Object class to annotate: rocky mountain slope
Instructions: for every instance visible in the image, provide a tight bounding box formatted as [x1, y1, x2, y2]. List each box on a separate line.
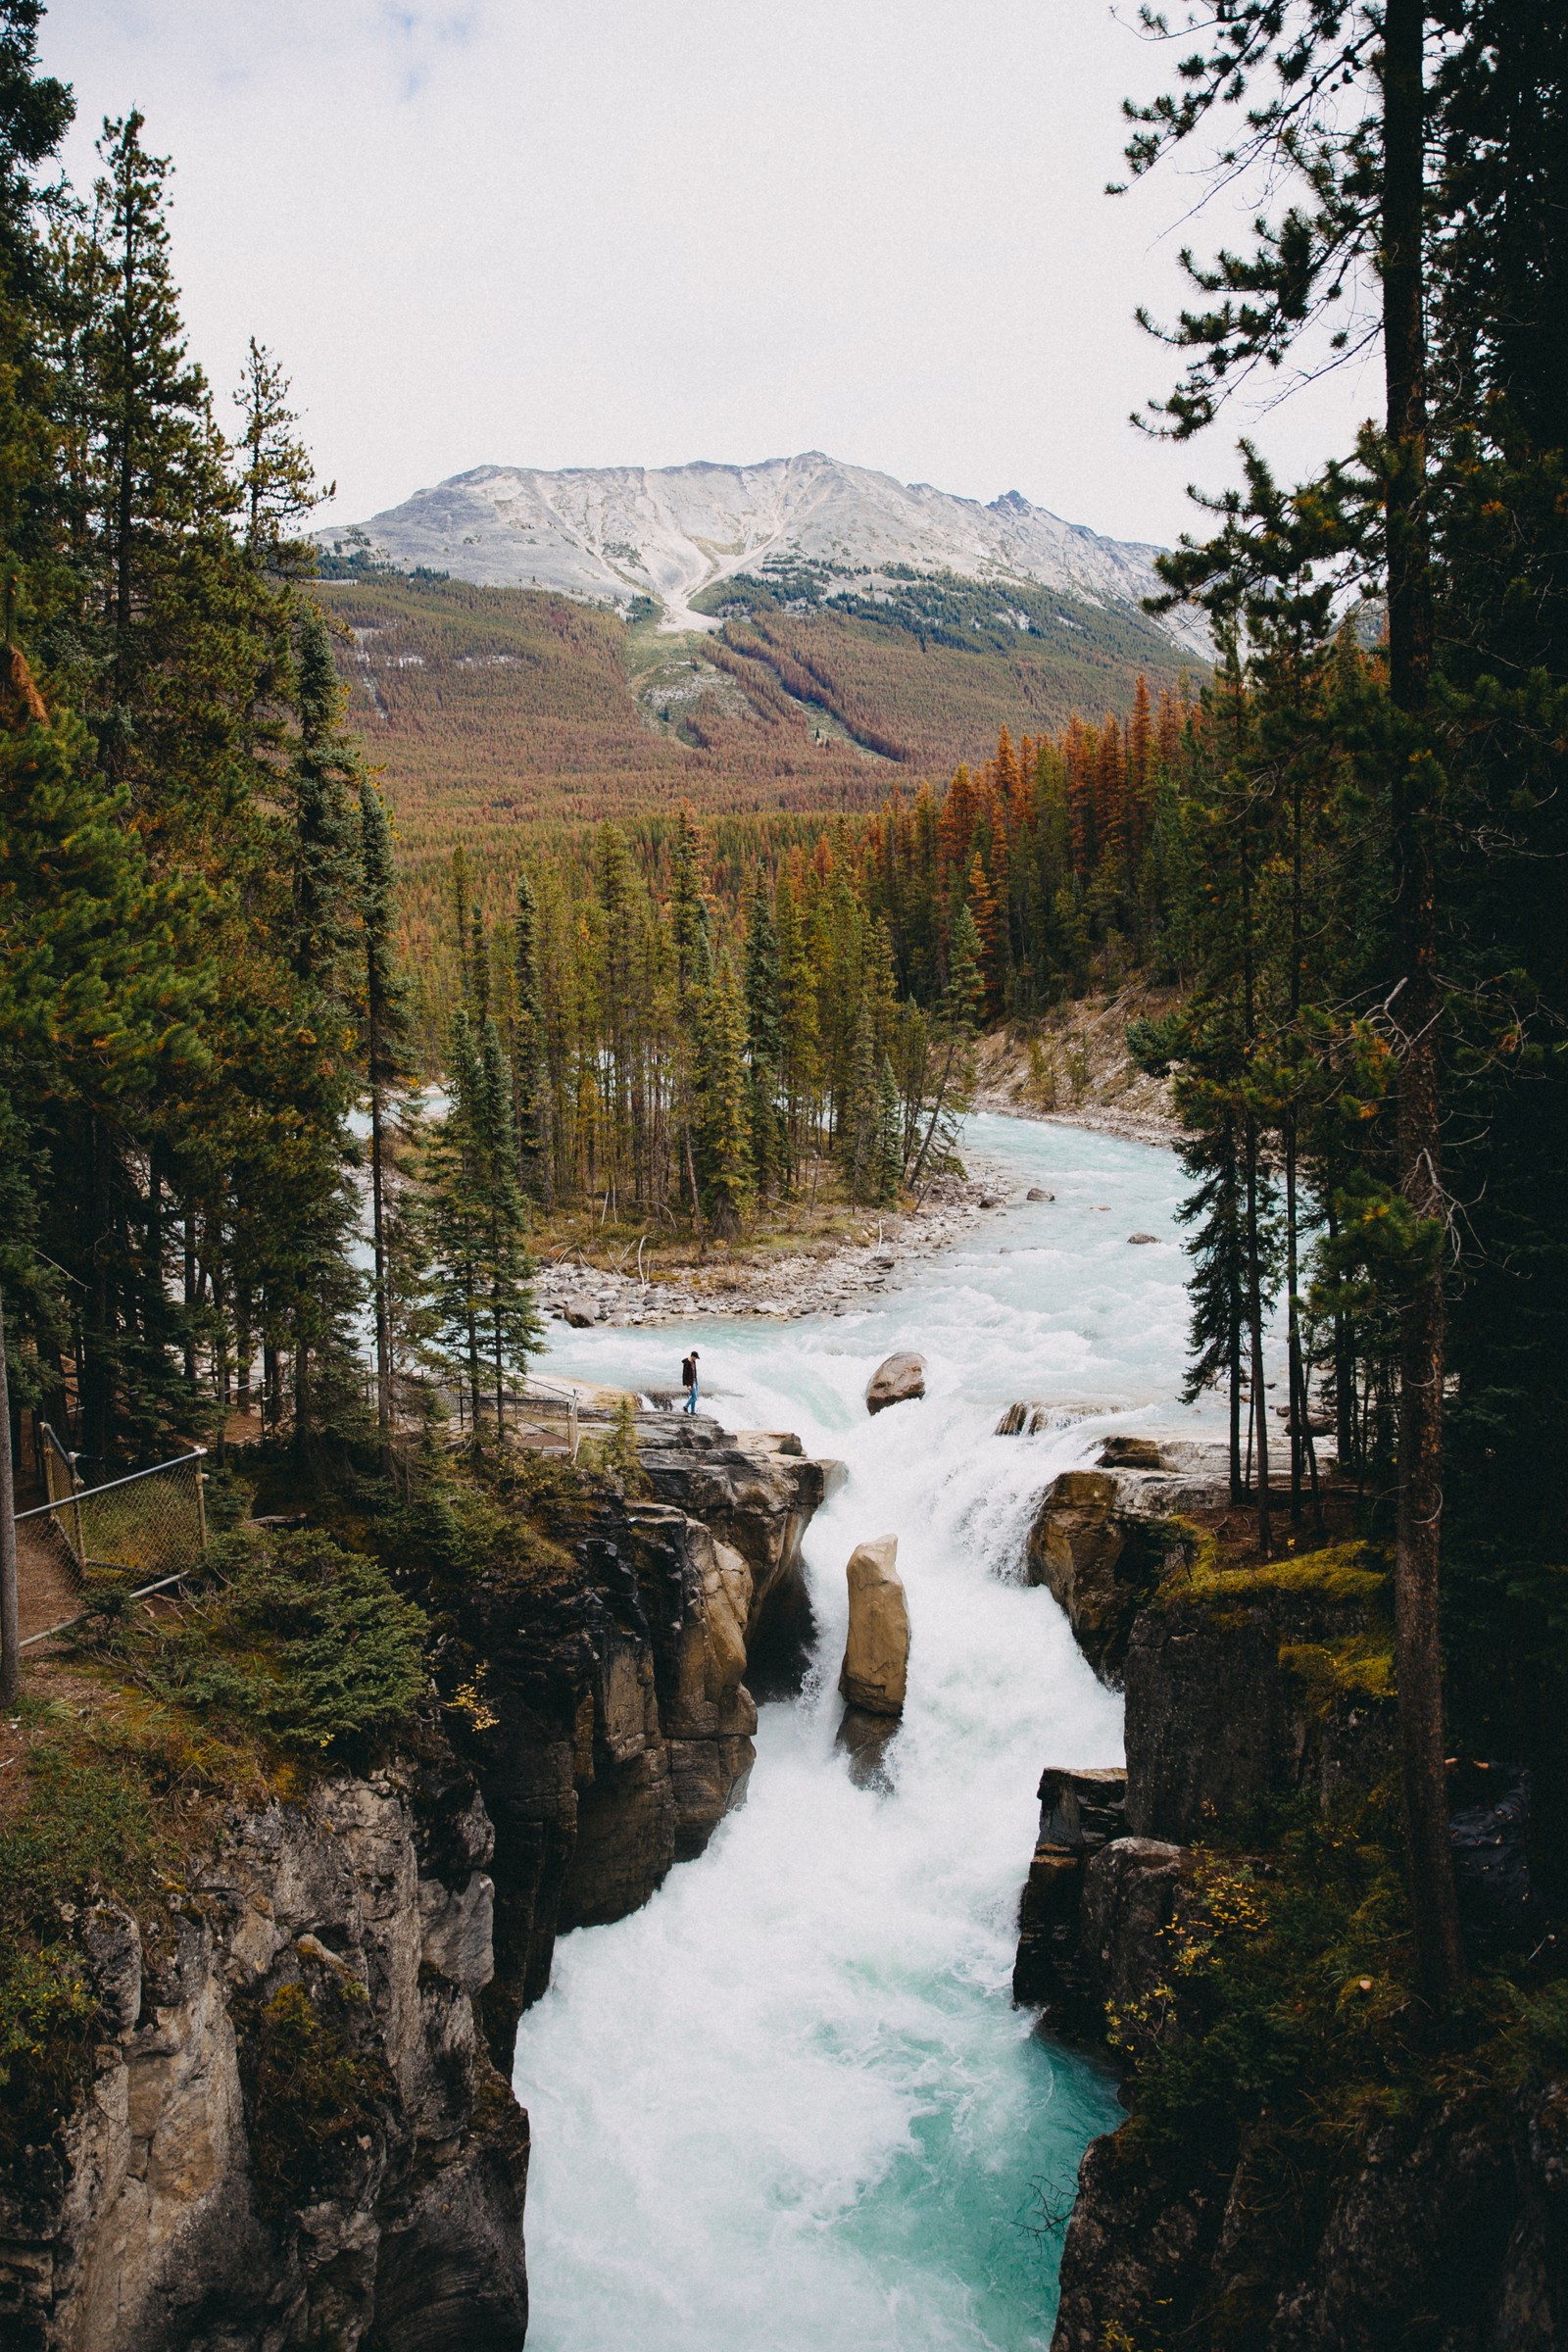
[320, 451, 1208, 654]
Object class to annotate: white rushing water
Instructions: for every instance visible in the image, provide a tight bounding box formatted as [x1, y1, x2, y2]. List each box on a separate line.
[514, 1116, 1213, 2351]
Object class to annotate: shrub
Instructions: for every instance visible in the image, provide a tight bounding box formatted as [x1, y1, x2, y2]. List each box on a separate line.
[103, 1527, 430, 1755]
[236, 1977, 394, 2223]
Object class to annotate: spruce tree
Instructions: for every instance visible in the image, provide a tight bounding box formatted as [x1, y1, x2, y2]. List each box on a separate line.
[423, 1008, 539, 1438]
[513, 869, 548, 1200]
[743, 867, 784, 1200]
[360, 776, 414, 1448]
[234, 338, 327, 567]
[693, 955, 752, 1238]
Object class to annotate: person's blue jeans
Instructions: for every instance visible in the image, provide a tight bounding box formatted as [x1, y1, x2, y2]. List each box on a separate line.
[685, 1382, 699, 1414]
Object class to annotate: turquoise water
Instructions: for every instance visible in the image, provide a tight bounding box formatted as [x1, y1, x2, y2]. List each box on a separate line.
[514, 1118, 1209, 2351]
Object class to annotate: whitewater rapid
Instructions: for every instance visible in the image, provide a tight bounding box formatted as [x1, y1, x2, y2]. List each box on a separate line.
[514, 1115, 1209, 2350]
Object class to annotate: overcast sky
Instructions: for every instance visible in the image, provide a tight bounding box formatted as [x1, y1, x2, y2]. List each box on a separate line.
[43, 1, 1380, 550]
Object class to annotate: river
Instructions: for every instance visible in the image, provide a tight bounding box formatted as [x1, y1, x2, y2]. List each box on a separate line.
[514, 1114, 1211, 2350]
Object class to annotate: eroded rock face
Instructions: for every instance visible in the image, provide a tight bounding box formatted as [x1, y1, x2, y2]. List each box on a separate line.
[421, 1420, 838, 2063]
[1124, 1579, 1395, 1844]
[1054, 2075, 1568, 2351]
[637, 1414, 845, 1692]
[839, 1536, 909, 1717]
[0, 1771, 528, 2352]
[1025, 1472, 1191, 1686]
[1012, 1767, 1128, 2017]
[864, 1352, 926, 1415]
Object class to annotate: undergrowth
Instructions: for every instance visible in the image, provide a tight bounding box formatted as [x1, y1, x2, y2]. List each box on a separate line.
[235, 1977, 395, 2223]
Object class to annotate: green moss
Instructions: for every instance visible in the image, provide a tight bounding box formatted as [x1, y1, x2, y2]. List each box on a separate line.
[1166, 1538, 1391, 1612]
[1280, 1635, 1396, 1710]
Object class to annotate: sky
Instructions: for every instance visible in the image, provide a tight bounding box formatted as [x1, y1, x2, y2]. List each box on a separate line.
[42, 0, 1381, 552]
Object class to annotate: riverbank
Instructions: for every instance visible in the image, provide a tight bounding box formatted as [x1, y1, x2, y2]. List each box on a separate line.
[534, 1152, 1023, 1326]
[969, 983, 1180, 1149]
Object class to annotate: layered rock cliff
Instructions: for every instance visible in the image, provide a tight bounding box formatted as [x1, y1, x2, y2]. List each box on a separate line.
[0, 1766, 528, 2352]
[1013, 1512, 1568, 2348]
[418, 1416, 841, 2070]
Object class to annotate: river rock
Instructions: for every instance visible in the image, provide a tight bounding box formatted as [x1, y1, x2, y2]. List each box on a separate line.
[839, 1535, 909, 1716]
[865, 1351, 926, 1415]
[559, 1292, 599, 1327]
[1098, 1435, 1166, 1469]
[1128, 1232, 1158, 1245]
[835, 1703, 900, 1792]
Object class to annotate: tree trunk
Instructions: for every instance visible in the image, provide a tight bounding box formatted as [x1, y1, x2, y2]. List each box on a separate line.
[0, 1288, 19, 1704]
[83, 1116, 114, 1464]
[1285, 1115, 1304, 1529]
[369, 1062, 392, 1453]
[236, 1290, 252, 1418]
[1383, 0, 1464, 2014]
[1243, 1108, 1272, 1555]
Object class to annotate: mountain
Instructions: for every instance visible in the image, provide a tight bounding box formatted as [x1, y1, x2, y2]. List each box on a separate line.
[319, 450, 1208, 655]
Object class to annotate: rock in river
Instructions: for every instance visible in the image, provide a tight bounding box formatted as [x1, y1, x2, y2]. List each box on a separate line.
[839, 1535, 909, 1716]
[865, 1350, 926, 1415]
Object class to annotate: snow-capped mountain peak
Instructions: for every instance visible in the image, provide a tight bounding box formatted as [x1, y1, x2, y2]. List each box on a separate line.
[322, 452, 1202, 651]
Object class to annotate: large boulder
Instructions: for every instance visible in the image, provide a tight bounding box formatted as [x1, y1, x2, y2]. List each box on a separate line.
[839, 1535, 909, 1716]
[865, 1352, 926, 1415]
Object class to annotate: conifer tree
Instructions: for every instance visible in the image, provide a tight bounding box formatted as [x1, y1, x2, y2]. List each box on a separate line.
[743, 867, 784, 1200]
[360, 776, 413, 1448]
[234, 339, 326, 567]
[693, 954, 752, 1237]
[423, 1008, 540, 1437]
[512, 869, 547, 1200]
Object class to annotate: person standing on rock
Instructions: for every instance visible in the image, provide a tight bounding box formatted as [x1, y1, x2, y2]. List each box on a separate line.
[681, 1350, 701, 1414]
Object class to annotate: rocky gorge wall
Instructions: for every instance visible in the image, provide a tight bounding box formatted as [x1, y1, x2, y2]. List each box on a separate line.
[1, 1413, 839, 2352]
[0, 1766, 530, 2352]
[1011, 1460, 1568, 2349]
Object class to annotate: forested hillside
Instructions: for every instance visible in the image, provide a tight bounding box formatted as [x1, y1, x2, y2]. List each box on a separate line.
[319, 560, 1198, 985]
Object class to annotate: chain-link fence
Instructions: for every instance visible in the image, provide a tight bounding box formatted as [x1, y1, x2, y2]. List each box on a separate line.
[17, 1427, 209, 1642]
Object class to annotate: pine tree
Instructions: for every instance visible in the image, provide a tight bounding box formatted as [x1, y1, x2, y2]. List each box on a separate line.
[874, 1052, 904, 1206]
[512, 868, 548, 1200]
[693, 955, 752, 1237]
[234, 339, 327, 567]
[743, 867, 784, 1199]
[360, 776, 414, 1448]
[423, 1008, 540, 1438]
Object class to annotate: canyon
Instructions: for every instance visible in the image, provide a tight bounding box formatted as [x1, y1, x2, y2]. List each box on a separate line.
[0, 1422, 840, 2351]
[10, 1114, 1534, 2351]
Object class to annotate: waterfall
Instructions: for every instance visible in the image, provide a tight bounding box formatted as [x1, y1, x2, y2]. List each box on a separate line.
[515, 1116, 1206, 2349]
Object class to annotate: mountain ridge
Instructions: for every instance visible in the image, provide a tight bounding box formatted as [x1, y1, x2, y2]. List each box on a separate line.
[320, 450, 1207, 654]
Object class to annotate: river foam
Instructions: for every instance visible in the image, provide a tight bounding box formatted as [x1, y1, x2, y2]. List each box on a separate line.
[514, 1117, 1207, 2349]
